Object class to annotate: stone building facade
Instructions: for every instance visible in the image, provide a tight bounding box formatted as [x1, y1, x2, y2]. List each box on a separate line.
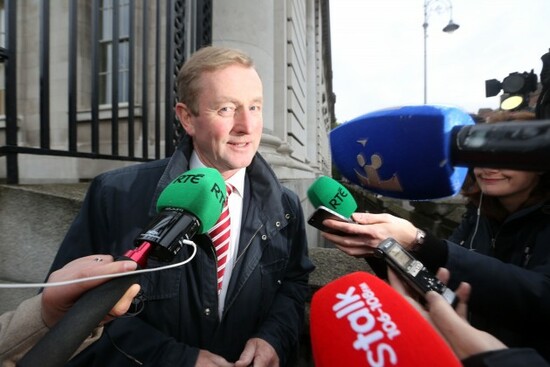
[0, 1, 334, 246]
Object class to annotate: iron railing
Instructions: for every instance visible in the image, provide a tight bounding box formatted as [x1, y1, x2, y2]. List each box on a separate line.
[0, 0, 212, 184]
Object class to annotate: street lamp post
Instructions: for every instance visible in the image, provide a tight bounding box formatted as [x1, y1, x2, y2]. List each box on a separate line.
[423, 0, 460, 104]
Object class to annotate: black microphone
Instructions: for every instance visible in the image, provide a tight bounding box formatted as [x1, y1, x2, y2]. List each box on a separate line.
[18, 167, 226, 367]
[330, 105, 550, 200]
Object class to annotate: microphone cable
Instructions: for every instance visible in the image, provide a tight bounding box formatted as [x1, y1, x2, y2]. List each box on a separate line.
[0, 240, 197, 289]
[468, 192, 483, 251]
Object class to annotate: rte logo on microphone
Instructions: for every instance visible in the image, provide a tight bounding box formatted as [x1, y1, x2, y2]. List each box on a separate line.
[328, 187, 349, 210]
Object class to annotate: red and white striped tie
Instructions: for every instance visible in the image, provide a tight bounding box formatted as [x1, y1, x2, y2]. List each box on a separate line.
[208, 184, 233, 294]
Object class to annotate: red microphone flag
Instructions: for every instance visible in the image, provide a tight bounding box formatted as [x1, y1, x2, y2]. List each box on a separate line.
[310, 271, 461, 367]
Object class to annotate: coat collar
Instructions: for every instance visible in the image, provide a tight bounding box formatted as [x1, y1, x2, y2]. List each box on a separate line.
[149, 135, 294, 227]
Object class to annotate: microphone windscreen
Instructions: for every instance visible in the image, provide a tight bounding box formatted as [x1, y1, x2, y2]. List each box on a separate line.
[307, 176, 357, 217]
[156, 167, 226, 233]
[310, 271, 461, 367]
[330, 105, 475, 200]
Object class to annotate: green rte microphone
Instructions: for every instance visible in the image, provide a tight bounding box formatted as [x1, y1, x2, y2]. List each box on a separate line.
[307, 176, 358, 235]
[307, 176, 357, 218]
[135, 167, 227, 261]
[19, 168, 227, 367]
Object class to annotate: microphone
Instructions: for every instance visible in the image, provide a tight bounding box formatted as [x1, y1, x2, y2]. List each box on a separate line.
[306, 176, 358, 234]
[330, 105, 550, 200]
[132, 167, 226, 263]
[19, 167, 226, 367]
[307, 175, 357, 218]
[310, 271, 461, 367]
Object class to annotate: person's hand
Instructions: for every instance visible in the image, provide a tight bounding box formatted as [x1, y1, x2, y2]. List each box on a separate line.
[388, 268, 507, 360]
[41, 254, 140, 328]
[195, 349, 233, 366]
[387, 267, 470, 318]
[424, 282, 507, 359]
[320, 212, 418, 257]
[235, 337, 279, 367]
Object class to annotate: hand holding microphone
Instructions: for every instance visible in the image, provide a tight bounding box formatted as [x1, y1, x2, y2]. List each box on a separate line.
[0, 255, 140, 367]
[424, 286, 507, 361]
[387, 267, 513, 362]
[306, 175, 421, 256]
[307, 176, 461, 309]
[20, 167, 226, 367]
[322, 212, 420, 257]
[41, 255, 140, 328]
[306, 175, 357, 236]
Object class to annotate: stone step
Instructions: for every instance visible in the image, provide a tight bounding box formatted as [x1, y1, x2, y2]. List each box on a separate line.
[0, 183, 89, 313]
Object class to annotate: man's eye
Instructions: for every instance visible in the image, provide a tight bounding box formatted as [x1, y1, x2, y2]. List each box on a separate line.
[219, 107, 235, 116]
[250, 105, 262, 112]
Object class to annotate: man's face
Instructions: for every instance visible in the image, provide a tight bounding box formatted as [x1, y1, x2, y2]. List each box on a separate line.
[176, 64, 263, 179]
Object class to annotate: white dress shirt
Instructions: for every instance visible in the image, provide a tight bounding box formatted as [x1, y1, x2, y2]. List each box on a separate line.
[189, 152, 245, 318]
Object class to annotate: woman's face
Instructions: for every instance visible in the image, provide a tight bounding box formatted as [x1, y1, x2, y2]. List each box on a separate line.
[474, 167, 541, 210]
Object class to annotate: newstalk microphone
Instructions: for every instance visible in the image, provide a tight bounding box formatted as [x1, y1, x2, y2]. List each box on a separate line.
[19, 167, 226, 367]
[310, 271, 461, 367]
[330, 105, 550, 200]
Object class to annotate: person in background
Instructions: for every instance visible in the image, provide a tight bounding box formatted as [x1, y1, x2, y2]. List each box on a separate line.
[46, 46, 314, 367]
[0, 255, 140, 366]
[387, 267, 549, 367]
[483, 109, 536, 123]
[321, 115, 550, 361]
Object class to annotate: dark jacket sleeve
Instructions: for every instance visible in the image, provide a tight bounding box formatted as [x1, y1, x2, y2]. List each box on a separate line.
[444, 242, 550, 329]
[387, 219, 550, 333]
[408, 230, 550, 331]
[462, 348, 549, 367]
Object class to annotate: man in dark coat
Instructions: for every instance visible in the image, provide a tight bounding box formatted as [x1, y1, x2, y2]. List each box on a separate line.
[47, 46, 314, 366]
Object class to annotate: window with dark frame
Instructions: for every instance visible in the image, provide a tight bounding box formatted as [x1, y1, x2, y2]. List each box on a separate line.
[99, 0, 130, 105]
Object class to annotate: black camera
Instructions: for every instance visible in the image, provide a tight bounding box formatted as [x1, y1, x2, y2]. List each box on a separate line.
[485, 70, 538, 111]
[536, 48, 550, 119]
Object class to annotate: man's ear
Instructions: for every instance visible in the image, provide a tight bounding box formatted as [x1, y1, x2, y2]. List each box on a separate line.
[174, 102, 194, 135]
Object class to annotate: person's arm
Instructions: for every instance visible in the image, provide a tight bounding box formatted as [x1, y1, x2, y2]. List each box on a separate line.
[321, 212, 420, 256]
[426, 289, 550, 367]
[388, 268, 507, 357]
[0, 295, 64, 365]
[422, 277, 507, 359]
[0, 255, 139, 366]
[461, 348, 550, 367]
[444, 243, 550, 329]
[321, 211, 550, 330]
[388, 268, 549, 367]
[320, 212, 448, 272]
